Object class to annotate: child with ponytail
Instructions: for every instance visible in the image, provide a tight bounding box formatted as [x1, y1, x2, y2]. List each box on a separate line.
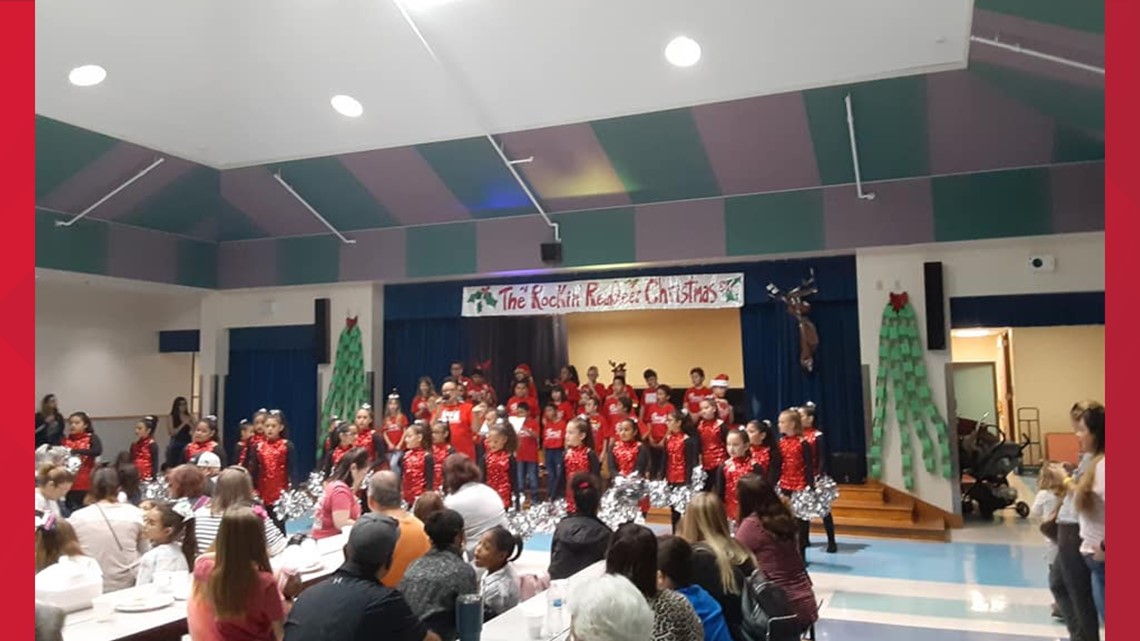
[474, 526, 524, 619]
[137, 500, 197, 585]
[130, 416, 161, 481]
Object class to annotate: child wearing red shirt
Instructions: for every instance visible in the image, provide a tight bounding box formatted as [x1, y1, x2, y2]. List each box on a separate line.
[710, 374, 735, 424]
[559, 365, 582, 407]
[644, 385, 676, 479]
[580, 366, 607, 407]
[507, 381, 539, 418]
[583, 396, 611, 461]
[542, 403, 567, 501]
[606, 375, 640, 415]
[412, 377, 438, 421]
[684, 367, 712, 415]
[638, 369, 661, 421]
[549, 386, 575, 423]
[513, 402, 541, 505]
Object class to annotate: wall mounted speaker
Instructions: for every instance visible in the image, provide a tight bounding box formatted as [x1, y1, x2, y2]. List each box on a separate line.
[541, 242, 562, 265]
[923, 261, 946, 350]
[315, 298, 331, 364]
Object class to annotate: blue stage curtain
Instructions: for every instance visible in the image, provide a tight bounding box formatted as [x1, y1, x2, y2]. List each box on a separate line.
[383, 317, 468, 404]
[225, 326, 318, 478]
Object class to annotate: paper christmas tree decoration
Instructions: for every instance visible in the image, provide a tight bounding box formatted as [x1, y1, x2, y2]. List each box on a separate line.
[319, 318, 369, 460]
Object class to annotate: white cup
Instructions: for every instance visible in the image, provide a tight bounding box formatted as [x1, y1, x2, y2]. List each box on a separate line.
[154, 571, 173, 593]
[91, 596, 115, 622]
[524, 607, 545, 639]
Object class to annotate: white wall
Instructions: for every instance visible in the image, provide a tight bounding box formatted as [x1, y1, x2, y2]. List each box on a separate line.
[855, 232, 1104, 511]
[197, 283, 382, 428]
[36, 274, 205, 458]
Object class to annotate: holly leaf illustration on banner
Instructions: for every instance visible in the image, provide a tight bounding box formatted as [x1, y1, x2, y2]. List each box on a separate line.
[722, 276, 743, 303]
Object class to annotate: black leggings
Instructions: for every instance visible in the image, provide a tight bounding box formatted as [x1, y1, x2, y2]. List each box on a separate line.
[1050, 523, 1100, 641]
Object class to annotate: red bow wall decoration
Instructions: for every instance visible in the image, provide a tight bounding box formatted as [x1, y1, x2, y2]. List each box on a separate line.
[345, 316, 359, 329]
[889, 292, 909, 312]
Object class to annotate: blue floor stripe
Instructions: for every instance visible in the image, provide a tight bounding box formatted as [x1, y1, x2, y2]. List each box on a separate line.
[806, 539, 1049, 588]
[815, 619, 1059, 641]
[827, 591, 1062, 628]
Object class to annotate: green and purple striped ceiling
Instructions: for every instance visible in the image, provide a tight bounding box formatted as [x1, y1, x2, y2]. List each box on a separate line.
[36, 2, 1103, 289]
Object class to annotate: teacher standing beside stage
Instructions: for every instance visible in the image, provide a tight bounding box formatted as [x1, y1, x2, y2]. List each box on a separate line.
[433, 379, 477, 460]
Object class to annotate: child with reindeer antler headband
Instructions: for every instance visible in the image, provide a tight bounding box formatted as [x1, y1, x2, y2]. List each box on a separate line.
[467, 360, 497, 406]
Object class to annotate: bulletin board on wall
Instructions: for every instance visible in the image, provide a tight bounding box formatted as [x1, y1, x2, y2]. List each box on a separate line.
[565, 308, 745, 388]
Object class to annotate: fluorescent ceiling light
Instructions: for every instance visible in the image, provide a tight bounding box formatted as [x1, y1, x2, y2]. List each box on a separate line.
[69, 65, 106, 87]
[330, 94, 364, 118]
[952, 328, 992, 338]
[665, 36, 701, 68]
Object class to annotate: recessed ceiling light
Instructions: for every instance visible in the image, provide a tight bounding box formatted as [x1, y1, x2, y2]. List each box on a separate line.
[952, 328, 993, 338]
[330, 94, 364, 118]
[665, 36, 701, 68]
[68, 65, 106, 87]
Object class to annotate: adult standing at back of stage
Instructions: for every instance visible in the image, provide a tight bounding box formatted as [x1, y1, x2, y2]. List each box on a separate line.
[166, 396, 195, 470]
[434, 379, 476, 460]
[36, 394, 66, 448]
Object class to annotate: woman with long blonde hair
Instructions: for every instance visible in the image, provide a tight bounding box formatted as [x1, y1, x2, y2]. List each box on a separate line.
[188, 506, 286, 641]
[677, 492, 756, 641]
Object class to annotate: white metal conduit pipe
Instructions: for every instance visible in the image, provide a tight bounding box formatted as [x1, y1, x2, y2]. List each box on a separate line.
[392, 0, 560, 242]
[970, 35, 1105, 76]
[54, 157, 166, 227]
[844, 94, 875, 201]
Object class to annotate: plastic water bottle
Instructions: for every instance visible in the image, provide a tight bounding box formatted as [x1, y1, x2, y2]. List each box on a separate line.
[546, 579, 569, 636]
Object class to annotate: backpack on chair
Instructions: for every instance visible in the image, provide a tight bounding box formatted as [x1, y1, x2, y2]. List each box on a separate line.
[739, 568, 803, 641]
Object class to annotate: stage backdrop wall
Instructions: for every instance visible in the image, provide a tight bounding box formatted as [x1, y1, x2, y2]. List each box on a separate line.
[566, 309, 744, 389]
[384, 255, 865, 469]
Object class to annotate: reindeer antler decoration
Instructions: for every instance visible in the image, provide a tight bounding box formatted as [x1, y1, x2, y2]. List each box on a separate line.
[766, 269, 820, 372]
[608, 360, 628, 376]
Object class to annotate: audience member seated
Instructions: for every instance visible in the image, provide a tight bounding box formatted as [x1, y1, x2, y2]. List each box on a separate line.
[68, 467, 147, 591]
[412, 491, 445, 523]
[35, 514, 103, 612]
[188, 506, 289, 641]
[400, 509, 478, 641]
[570, 574, 654, 641]
[312, 448, 369, 540]
[441, 454, 508, 559]
[733, 475, 818, 630]
[284, 513, 441, 641]
[168, 464, 209, 507]
[35, 464, 73, 519]
[473, 526, 523, 620]
[657, 535, 732, 641]
[606, 523, 703, 641]
[549, 473, 612, 580]
[368, 471, 431, 587]
[195, 467, 287, 556]
[34, 601, 66, 641]
[677, 493, 756, 641]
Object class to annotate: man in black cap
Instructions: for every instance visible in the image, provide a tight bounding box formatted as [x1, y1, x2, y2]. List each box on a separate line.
[284, 513, 441, 641]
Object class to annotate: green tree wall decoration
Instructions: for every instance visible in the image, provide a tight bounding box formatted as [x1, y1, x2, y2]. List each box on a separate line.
[319, 318, 369, 461]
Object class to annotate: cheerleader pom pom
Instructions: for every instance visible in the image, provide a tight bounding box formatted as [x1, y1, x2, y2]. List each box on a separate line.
[647, 480, 673, 509]
[790, 475, 839, 520]
[506, 498, 565, 541]
[141, 478, 170, 502]
[274, 488, 317, 522]
[65, 455, 83, 475]
[599, 472, 648, 530]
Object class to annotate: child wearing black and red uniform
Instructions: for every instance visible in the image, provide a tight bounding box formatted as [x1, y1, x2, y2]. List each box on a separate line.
[696, 399, 729, 491]
[249, 410, 296, 532]
[684, 367, 712, 415]
[321, 421, 356, 477]
[234, 419, 255, 469]
[608, 418, 652, 514]
[401, 422, 435, 506]
[513, 402, 541, 505]
[663, 410, 699, 527]
[715, 429, 763, 522]
[130, 415, 161, 481]
[799, 403, 837, 553]
[562, 418, 601, 512]
[644, 384, 675, 479]
[185, 416, 227, 467]
[542, 403, 567, 501]
[481, 420, 519, 510]
[776, 409, 815, 559]
[430, 421, 456, 492]
[745, 419, 782, 487]
[352, 404, 388, 466]
[61, 412, 102, 513]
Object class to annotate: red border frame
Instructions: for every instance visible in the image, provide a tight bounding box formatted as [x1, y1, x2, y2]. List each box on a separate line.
[3, 0, 32, 636]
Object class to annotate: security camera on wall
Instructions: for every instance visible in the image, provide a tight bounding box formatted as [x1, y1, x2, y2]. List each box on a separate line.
[1028, 255, 1056, 273]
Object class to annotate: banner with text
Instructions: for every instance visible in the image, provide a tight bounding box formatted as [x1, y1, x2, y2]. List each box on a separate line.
[461, 273, 745, 317]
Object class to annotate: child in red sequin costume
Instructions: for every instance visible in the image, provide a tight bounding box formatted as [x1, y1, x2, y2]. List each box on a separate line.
[745, 419, 782, 487]
[234, 419, 255, 469]
[353, 404, 387, 465]
[61, 412, 101, 513]
[430, 421, 456, 491]
[130, 415, 161, 481]
[715, 429, 763, 522]
[607, 418, 651, 515]
[184, 416, 227, 466]
[799, 403, 837, 553]
[562, 418, 600, 512]
[250, 409, 269, 451]
[480, 420, 518, 510]
[696, 399, 729, 490]
[401, 422, 435, 506]
[320, 421, 357, 476]
[383, 392, 409, 475]
[663, 410, 698, 527]
[776, 409, 815, 559]
[249, 410, 296, 532]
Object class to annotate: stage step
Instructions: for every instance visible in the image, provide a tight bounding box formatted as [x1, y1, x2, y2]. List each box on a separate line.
[814, 481, 951, 542]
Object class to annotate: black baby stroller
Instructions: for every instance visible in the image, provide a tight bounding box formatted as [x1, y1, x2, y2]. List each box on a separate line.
[958, 414, 1031, 520]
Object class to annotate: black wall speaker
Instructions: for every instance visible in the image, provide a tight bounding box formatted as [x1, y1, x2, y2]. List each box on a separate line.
[923, 261, 946, 350]
[315, 298, 331, 364]
[541, 242, 562, 265]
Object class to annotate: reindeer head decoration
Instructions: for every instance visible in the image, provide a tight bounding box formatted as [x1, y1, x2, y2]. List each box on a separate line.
[607, 360, 628, 379]
[766, 269, 820, 372]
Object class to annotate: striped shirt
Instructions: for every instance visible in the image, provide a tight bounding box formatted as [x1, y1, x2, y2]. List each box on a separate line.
[194, 505, 288, 556]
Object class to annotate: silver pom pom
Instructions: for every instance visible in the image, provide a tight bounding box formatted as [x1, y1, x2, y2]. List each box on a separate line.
[65, 455, 83, 475]
[790, 475, 839, 520]
[599, 472, 648, 529]
[141, 478, 170, 502]
[506, 499, 566, 541]
[273, 471, 328, 522]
